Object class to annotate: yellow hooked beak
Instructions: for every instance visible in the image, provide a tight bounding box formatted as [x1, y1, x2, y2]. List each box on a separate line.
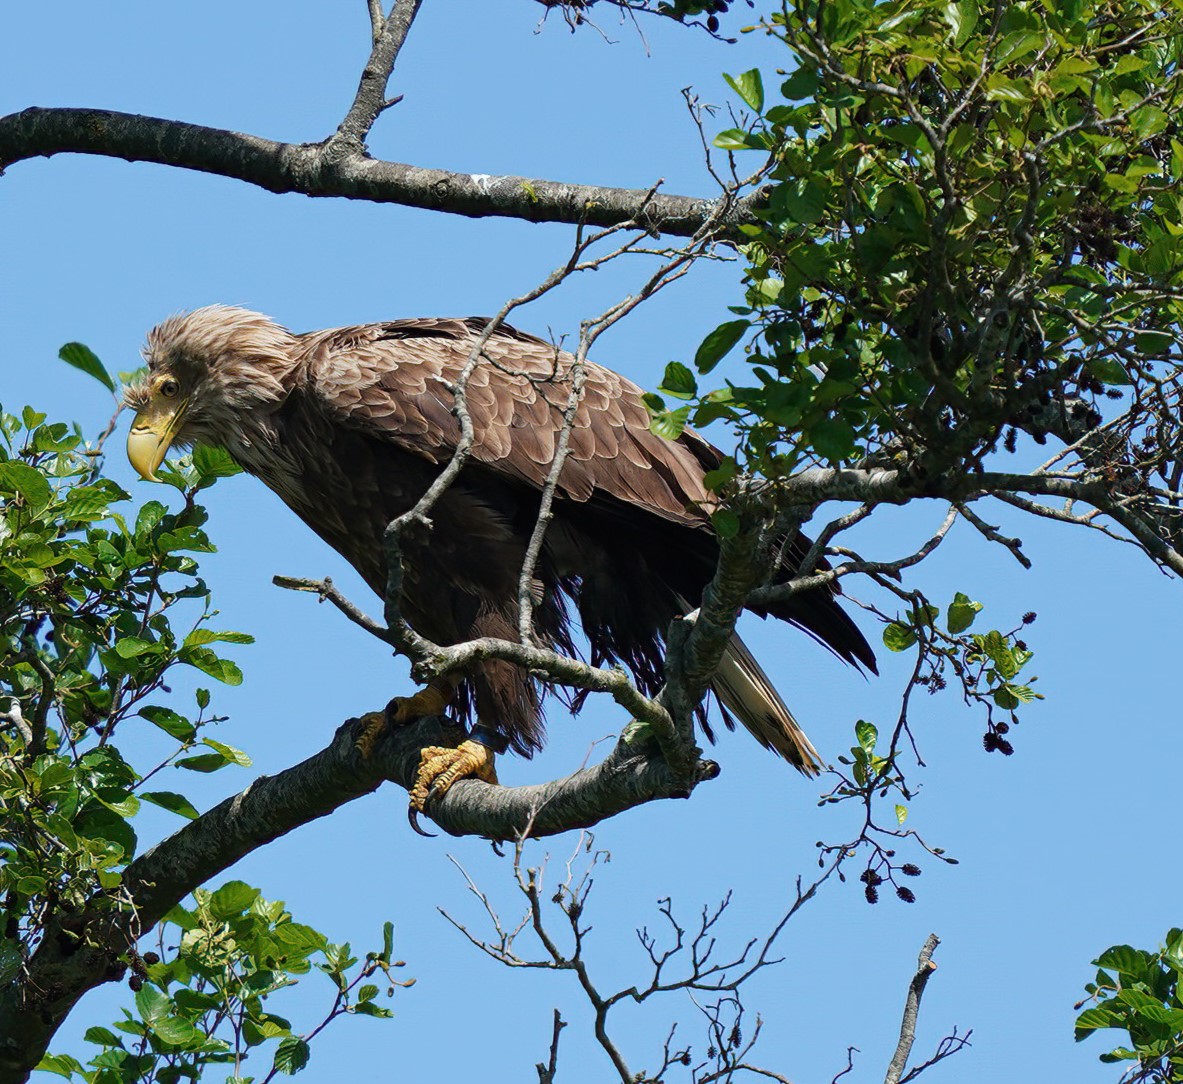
[127, 394, 188, 482]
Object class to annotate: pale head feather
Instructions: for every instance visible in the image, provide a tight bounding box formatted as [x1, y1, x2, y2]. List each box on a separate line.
[126, 305, 300, 449]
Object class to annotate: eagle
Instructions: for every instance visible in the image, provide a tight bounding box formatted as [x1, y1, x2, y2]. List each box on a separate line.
[126, 306, 874, 808]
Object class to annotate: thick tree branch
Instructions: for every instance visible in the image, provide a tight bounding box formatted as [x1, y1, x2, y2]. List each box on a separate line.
[0, 107, 758, 237]
[0, 709, 714, 1084]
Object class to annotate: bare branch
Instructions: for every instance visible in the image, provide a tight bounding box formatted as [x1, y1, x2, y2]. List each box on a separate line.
[0, 108, 761, 238]
[333, 0, 423, 150]
[954, 502, 1032, 569]
[0, 707, 721, 1081]
[883, 934, 941, 1084]
[536, 1009, 566, 1084]
[271, 574, 394, 643]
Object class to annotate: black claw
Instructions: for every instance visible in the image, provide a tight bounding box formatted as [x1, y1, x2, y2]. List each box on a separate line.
[407, 804, 436, 838]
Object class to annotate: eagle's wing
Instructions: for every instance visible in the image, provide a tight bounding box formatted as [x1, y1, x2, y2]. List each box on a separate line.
[296, 318, 719, 527]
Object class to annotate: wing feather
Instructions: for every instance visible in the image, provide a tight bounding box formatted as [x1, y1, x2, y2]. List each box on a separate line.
[297, 319, 715, 527]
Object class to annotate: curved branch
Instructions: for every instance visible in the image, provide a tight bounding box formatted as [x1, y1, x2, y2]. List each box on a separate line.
[0, 107, 760, 237]
[0, 709, 714, 1083]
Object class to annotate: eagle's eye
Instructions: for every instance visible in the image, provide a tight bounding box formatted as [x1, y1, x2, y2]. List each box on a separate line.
[160, 377, 180, 398]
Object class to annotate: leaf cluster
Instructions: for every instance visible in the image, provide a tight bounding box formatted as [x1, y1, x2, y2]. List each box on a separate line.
[0, 403, 252, 959]
[0, 368, 404, 1081]
[882, 590, 1041, 752]
[656, 0, 1183, 493]
[39, 885, 405, 1084]
[1076, 931, 1183, 1082]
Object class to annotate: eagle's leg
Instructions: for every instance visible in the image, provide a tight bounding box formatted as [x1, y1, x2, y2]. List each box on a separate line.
[355, 680, 456, 758]
[409, 727, 502, 812]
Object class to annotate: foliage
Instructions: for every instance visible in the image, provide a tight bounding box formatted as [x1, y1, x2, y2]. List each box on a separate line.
[0, 355, 400, 1081]
[655, 0, 1183, 498]
[1076, 930, 1183, 1082]
[38, 887, 408, 1084]
[0, 398, 249, 953]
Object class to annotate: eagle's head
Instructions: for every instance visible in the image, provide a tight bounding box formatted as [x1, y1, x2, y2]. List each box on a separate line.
[125, 305, 298, 480]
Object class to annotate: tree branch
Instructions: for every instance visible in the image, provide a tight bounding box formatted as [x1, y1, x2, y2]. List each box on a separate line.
[0, 710, 716, 1083]
[0, 107, 759, 237]
[332, 0, 423, 151]
[883, 933, 940, 1084]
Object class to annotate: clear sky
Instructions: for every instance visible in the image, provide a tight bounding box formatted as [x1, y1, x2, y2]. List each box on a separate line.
[3, 3, 1180, 1081]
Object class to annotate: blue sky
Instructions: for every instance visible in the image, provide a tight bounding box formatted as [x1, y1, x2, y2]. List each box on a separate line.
[3, 3, 1180, 1081]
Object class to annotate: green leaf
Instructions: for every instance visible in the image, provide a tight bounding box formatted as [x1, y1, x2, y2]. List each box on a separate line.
[724, 68, 764, 112]
[35, 1053, 86, 1080]
[855, 720, 877, 754]
[141, 791, 200, 820]
[658, 361, 698, 400]
[139, 706, 196, 742]
[208, 880, 260, 919]
[58, 343, 116, 393]
[203, 738, 251, 767]
[95, 789, 139, 818]
[192, 445, 243, 486]
[648, 406, 691, 441]
[0, 461, 53, 513]
[181, 646, 243, 685]
[883, 623, 917, 652]
[993, 686, 1020, 709]
[1075, 1003, 1122, 1040]
[944, 0, 978, 47]
[352, 1002, 394, 1018]
[1088, 357, 1133, 386]
[63, 484, 117, 521]
[711, 509, 740, 539]
[809, 416, 856, 462]
[702, 457, 737, 491]
[947, 592, 983, 634]
[273, 922, 327, 955]
[114, 637, 158, 659]
[184, 628, 255, 649]
[771, 178, 831, 225]
[134, 983, 170, 1025]
[694, 321, 750, 374]
[895, 804, 908, 825]
[1095, 945, 1152, 979]
[176, 753, 230, 773]
[272, 1036, 311, 1075]
[151, 1016, 205, 1048]
[713, 128, 766, 152]
[780, 66, 820, 100]
[135, 500, 167, 536]
[83, 1027, 122, 1048]
[1098, 1046, 1139, 1063]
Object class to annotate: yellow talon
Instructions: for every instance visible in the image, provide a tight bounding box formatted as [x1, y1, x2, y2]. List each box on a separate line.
[354, 709, 389, 759]
[355, 682, 454, 760]
[388, 684, 453, 725]
[410, 739, 499, 812]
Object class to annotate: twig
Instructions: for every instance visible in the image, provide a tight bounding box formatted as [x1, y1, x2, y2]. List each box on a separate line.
[333, 0, 424, 149]
[271, 575, 393, 643]
[954, 502, 1032, 569]
[536, 1009, 566, 1084]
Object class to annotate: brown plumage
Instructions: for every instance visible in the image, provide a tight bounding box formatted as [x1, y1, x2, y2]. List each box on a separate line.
[127, 306, 875, 771]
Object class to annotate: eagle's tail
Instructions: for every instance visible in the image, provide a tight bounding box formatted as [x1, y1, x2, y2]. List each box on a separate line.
[711, 633, 822, 775]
